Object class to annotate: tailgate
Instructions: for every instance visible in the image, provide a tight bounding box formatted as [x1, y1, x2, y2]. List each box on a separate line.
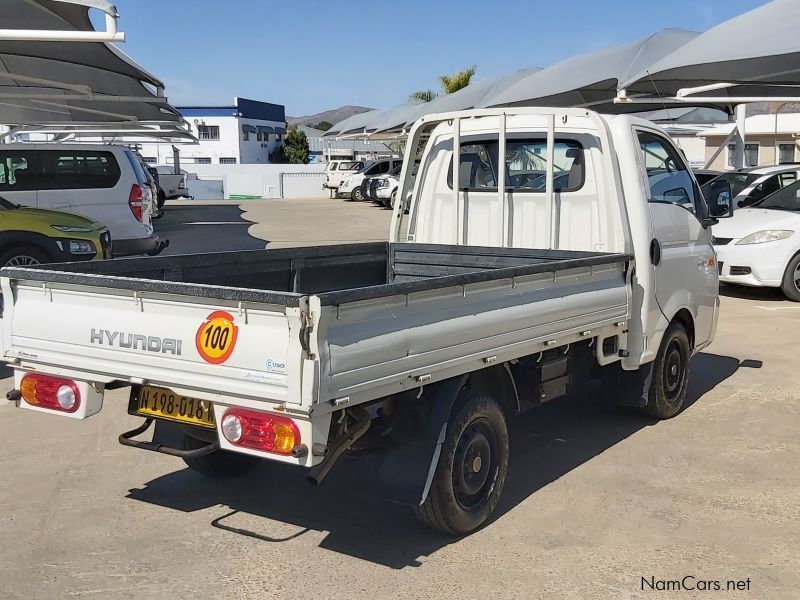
[2, 278, 308, 406]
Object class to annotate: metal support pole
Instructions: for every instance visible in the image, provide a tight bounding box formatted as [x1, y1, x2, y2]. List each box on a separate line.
[546, 114, 556, 249]
[452, 117, 460, 245]
[498, 113, 507, 247]
[733, 104, 747, 169]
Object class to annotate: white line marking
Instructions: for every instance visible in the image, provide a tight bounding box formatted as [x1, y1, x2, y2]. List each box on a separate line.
[754, 305, 800, 311]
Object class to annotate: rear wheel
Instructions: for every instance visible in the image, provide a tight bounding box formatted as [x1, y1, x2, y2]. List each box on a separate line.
[157, 190, 166, 210]
[780, 253, 800, 301]
[413, 394, 509, 535]
[0, 246, 51, 268]
[351, 187, 364, 202]
[643, 322, 690, 419]
[389, 189, 398, 209]
[181, 433, 260, 478]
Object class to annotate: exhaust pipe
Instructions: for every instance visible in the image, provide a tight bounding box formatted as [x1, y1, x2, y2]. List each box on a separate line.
[307, 407, 370, 486]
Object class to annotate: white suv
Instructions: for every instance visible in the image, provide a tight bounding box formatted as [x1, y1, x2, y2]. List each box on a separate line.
[0, 144, 166, 256]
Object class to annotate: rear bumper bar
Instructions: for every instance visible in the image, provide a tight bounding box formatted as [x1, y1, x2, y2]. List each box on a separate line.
[119, 418, 219, 457]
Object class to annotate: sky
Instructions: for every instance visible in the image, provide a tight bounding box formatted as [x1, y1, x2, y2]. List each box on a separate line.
[100, 0, 770, 117]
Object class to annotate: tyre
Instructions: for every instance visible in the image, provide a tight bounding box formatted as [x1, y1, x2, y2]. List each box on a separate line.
[0, 245, 52, 268]
[389, 189, 398, 209]
[182, 433, 260, 478]
[413, 394, 509, 535]
[643, 322, 690, 419]
[157, 190, 166, 210]
[351, 187, 364, 202]
[780, 253, 800, 301]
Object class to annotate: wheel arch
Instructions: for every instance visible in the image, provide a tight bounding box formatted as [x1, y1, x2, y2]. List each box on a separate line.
[671, 307, 695, 350]
[463, 364, 519, 420]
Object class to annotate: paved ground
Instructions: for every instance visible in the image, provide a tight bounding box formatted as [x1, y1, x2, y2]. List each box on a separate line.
[0, 198, 797, 599]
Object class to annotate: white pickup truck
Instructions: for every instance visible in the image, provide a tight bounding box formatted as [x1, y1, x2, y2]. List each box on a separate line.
[1, 108, 733, 535]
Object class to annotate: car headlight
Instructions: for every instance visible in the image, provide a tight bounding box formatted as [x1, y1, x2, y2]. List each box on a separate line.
[52, 225, 95, 233]
[68, 240, 96, 255]
[735, 230, 794, 245]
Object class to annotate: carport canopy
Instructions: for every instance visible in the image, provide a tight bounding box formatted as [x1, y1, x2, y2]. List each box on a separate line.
[0, 0, 187, 130]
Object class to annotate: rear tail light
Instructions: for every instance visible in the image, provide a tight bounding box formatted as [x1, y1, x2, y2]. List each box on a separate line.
[20, 374, 80, 413]
[221, 409, 300, 455]
[128, 184, 144, 222]
[178, 178, 186, 189]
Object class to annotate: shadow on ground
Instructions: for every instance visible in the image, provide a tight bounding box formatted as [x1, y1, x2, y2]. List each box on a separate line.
[126, 352, 755, 568]
[719, 283, 787, 302]
[155, 204, 266, 255]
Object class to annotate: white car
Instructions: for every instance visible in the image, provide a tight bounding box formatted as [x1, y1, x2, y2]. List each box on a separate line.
[323, 160, 363, 196]
[0, 144, 165, 256]
[713, 179, 800, 300]
[338, 158, 402, 201]
[705, 165, 800, 209]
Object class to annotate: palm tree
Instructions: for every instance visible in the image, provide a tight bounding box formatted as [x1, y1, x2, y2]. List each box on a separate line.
[409, 89, 438, 104]
[409, 66, 476, 104]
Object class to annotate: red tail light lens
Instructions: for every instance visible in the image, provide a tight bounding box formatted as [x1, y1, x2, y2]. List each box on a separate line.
[20, 374, 80, 413]
[128, 184, 144, 222]
[220, 409, 300, 455]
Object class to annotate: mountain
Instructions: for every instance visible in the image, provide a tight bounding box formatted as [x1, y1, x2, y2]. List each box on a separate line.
[287, 105, 373, 127]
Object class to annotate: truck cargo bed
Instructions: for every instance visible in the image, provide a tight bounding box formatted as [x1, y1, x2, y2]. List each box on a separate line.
[2, 242, 629, 307]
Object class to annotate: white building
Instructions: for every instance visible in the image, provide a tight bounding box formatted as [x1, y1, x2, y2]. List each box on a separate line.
[138, 97, 286, 166]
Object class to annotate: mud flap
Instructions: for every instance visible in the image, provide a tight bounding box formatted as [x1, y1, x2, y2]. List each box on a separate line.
[376, 375, 467, 506]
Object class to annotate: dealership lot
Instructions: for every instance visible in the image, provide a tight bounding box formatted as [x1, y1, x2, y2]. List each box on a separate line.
[0, 199, 796, 599]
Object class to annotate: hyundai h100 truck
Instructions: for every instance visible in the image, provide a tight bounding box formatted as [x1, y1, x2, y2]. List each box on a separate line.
[1, 108, 733, 535]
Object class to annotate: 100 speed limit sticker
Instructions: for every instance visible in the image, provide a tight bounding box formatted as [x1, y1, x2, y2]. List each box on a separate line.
[195, 311, 238, 364]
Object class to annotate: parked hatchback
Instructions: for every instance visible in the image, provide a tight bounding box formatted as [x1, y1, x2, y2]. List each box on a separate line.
[703, 166, 800, 210]
[0, 144, 166, 256]
[0, 194, 110, 267]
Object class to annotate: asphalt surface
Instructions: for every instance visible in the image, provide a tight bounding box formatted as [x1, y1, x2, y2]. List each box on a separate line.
[0, 199, 797, 599]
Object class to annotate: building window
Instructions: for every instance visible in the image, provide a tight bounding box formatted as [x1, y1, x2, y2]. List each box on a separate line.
[194, 157, 212, 164]
[197, 125, 220, 141]
[219, 157, 237, 164]
[275, 134, 281, 143]
[778, 142, 796, 164]
[243, 131, 250, 141]
[728, 143, 759, 168]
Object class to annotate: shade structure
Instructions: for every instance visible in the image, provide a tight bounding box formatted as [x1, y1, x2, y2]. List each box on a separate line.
[0, 0, 185, 127]
[620, 0, 800, 101]
[324, 109, 379, 137]
[478, 28, 699, 109]
[369, 67, 542, 136]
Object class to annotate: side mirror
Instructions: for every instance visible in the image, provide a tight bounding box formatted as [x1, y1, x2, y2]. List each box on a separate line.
[707, 179, 734, 218]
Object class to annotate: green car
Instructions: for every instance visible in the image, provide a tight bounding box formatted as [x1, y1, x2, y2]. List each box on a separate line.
[0, 196, 111, 268]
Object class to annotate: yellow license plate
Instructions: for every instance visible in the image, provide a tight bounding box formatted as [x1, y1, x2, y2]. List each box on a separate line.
[131, 385, 216, 428]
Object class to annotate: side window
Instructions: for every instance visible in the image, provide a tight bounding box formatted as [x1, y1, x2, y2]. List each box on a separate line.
[0, 150, 37, 191]
[376, 161, 391, 175]
[329, 162, 338, 171]
[637, 131, 698, 214]
[779, 172, 796, 187]
[40, 150, 121, 190]
[748, 175, 781, 203]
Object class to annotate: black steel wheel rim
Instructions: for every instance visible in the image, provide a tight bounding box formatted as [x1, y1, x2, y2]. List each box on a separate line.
[663, 339, 685, 404]
[452, 418, 499, 512]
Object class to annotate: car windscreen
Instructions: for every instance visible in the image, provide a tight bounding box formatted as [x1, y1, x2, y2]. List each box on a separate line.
[755, 179, 800, 211]
[701, 172, 759, 199]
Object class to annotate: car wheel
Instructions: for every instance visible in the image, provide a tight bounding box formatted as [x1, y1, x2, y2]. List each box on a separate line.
[157, 190, 166, 210]
[0, 246, 52, 268]
[181, 433, 260, 478]
[413, 394, 509, 536]
[390, 189, 398, 209]
[643, 321, 690, 419]
[780, 253, 800, 301]
[351, 187, 364, 202]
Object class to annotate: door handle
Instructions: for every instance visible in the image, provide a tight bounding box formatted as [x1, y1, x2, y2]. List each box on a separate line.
[650, 238, 662, 266]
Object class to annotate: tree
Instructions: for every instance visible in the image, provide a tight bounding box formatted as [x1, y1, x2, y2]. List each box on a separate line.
[310, 120, 333, 131]
[283, 129, 310, 164]
[409, 66, 476, 103]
